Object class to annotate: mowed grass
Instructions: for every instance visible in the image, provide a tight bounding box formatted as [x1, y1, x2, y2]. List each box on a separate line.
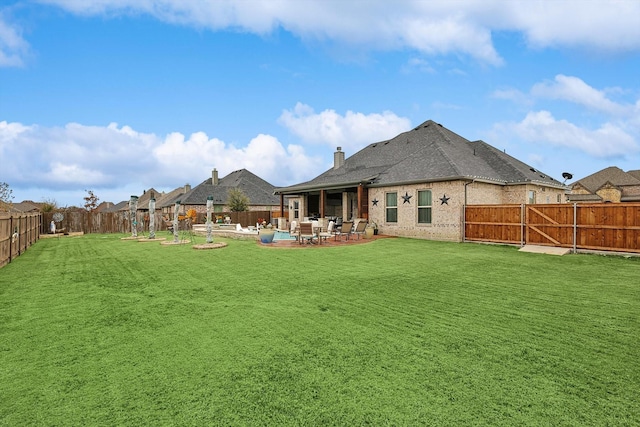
[1, 234, 639, 426]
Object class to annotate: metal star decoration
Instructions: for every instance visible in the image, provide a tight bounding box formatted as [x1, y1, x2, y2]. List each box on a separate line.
[402, 192, 412, 204]
[372, 198, 379, 206]
[440, 194, 450, 205]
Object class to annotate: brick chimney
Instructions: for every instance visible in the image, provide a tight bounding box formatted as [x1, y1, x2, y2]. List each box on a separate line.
[184, 184, 191, 193]
[334, 147, 345, 170]
[212, 168, 219, 185]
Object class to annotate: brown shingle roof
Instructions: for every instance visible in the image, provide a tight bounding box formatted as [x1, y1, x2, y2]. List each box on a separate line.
[571, 166, 640, 193]
[276, 119, 564, 194]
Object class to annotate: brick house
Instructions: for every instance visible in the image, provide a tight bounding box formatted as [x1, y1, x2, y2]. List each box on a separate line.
[567, 166, 640, 203]
[160, 168, 281, 216]
[274, 119, 566, 241]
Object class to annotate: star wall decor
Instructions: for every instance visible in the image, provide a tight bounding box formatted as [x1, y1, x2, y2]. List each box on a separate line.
[372, 198, 379, 206]
[402, 192, 412, 204]
[440, 194, 450, 205]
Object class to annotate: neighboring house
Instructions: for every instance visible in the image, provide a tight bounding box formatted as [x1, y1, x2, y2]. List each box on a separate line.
[160, 168, 281, 216]
[102, 200, 128, 213]
[275, 119, 566, 242]
[568, 166, 640, 203]
[10, 201, 41, 213]
[156, 185, 193, 216]
[131, 188, 161, 212]
[112, 187, 166, 214]
[94, 201, 115, 213]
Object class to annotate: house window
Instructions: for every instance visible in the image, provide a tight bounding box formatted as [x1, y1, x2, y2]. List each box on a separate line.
[293, 201, 299, 219]
[528, 190, 536, 204]
[386, 192, 398, 223]
[417, 190, 432, 224]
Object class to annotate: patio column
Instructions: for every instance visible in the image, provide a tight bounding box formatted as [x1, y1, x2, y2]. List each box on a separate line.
[357, 184, 368, 220]
[279, 194, 285, 217]
[320, 189, 326, 218]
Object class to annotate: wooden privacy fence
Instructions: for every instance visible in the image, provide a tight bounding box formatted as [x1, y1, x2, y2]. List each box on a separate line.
[0, 212, 41, 267]
[42, 211, 139, 235]
[465, 203, 640, 254]
[40, 210, 279, 235]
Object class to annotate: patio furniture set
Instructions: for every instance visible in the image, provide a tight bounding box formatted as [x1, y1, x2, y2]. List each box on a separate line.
[291, 220, 368, 245]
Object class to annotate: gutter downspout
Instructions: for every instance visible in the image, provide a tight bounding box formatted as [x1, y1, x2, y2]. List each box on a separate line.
[464, 179, 476, 206]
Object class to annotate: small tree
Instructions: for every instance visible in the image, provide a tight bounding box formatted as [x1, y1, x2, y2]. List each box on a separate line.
[41, 198, 58, 212]
[227, 188, 249, 212]
[83, 190, 100, 211]
[0, 182, 13, 212]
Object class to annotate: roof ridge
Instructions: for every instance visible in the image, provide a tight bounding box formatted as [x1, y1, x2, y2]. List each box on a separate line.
[431, 123, 463, 176]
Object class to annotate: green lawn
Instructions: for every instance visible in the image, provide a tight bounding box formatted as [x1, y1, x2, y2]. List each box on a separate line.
[1, 234, 639, 426]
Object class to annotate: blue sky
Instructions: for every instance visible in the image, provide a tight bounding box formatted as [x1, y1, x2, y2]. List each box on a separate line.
[1, 0, 639, 207]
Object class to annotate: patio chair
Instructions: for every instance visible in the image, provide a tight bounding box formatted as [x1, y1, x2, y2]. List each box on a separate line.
[318, 221, 335, 243]
[335, 221, 353, 241]
[289, 220, 299, 242]
[298, 222, 317, 245]
[353, 220, 367, 239]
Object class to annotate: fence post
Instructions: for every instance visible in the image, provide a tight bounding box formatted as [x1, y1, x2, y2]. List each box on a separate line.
[462, 204, 466, 243]
[9, 215, 13, 264]
[521, 204, 525, 247]
[573, 203, 577, 254]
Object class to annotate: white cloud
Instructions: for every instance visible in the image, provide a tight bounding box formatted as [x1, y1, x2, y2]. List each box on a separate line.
[278, 102, 411, 152]
[0, 12, 30, 67]
[503, 0, 640, 52]
[531, 75, 632, 116]
[33, 0, 640, 66]
[493, 111, 639, 158]
[0, 118, 324, 198]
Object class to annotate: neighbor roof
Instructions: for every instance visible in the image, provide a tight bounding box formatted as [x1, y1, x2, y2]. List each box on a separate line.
[571, 166, 640, 193]
[276, 119, 564, 194]
[164, 169, 279, 207]
[102, 200, 128, 213]
[11, 201, 41, 212]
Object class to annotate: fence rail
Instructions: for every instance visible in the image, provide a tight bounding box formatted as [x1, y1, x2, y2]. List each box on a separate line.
[465, 203, 640, 253]
[0, 212, 42, 267]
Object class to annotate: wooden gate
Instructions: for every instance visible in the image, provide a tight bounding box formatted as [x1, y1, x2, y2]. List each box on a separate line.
[525, 205, 574, 247]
